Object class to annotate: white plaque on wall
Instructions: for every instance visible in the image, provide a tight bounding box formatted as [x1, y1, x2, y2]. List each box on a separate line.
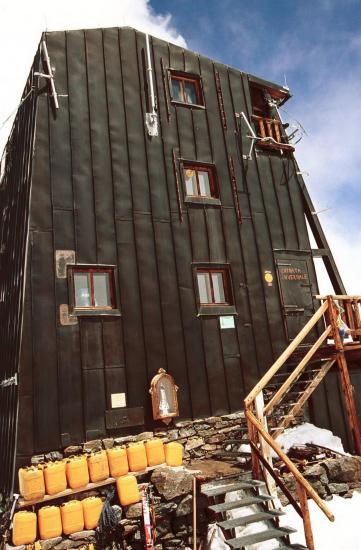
[219, 316, 235, 329]
[111, 393, 127, 408]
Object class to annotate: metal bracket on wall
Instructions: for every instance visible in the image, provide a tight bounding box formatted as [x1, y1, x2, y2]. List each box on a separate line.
[0, 374, 18, 387]
[34, 39, 59, 110]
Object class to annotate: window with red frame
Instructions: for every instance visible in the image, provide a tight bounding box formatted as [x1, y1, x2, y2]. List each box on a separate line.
[170, 72, 203, 106]
[183, 164, 218, 199]
[71, 267, 116, 310]
[196, 268, 232, 306]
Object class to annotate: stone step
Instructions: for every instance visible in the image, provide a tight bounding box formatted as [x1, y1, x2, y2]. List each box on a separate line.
[222, 438, 250, 445]
[202, 480, 264, 497]
[208, 494, 275, 514]
[277, 545, 308, 550]
[227, 526, 297, 549]
[218, 509, 285, 530]
[214, 450, 251, 458]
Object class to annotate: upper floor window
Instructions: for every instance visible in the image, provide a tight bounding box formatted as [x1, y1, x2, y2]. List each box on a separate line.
[184, 164, 217, 199]
[170, 72, 204, 107]
[196, 268, 232, 306]
[68, 266, 118, 314]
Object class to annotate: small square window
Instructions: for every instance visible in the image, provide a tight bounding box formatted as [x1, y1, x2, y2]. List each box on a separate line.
[68, 266, 118, 315]
[170, 72, 204, 107]
[196, 268, 231, 306]
[182, 163, 220, 205]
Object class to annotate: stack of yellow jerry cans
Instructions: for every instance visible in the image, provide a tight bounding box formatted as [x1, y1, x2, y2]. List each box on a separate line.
[14, 438, 184, 545]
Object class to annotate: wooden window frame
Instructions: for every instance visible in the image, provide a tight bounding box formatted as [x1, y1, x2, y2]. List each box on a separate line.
[67, 265, 120, 317]
[194, 264, 236, 316]
[169, 70, 205, 108]
[180, 160, 221, 206]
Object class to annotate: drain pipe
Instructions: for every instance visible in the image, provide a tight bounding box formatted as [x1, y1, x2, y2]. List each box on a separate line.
[145, 34, 159, 137]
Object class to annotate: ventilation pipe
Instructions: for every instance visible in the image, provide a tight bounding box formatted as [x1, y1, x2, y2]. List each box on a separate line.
[145, 34, 159, 137]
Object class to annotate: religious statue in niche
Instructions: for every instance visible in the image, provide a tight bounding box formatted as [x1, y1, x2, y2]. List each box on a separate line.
[149, 369, 179, 424]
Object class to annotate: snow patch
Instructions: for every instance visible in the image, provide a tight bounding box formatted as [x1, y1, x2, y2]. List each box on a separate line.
[276, 422, 345, 455]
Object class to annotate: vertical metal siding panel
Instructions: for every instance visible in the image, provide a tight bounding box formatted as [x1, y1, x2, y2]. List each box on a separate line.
[85, 29, 117, 265]
[116, 219, 148, 412]
[202, 319, 230, 415]
[103, 28, 132, 220]
[188, 208, 209, 263]
[102, 318, 125, 367]
[134, 213, 167, 377]
[269, 155, 299, 250]
[119, 29, 150, 213]
[82, 369, 106, 436]
[256, 155, 285, 248]
[153, 221, 192, 418]
[286, 159, 311, 250]
[104, 367, 127, 410]
[66, 30, 96, 263]
[206, 209, 226, 263]
[31, 231, 60, 451]
[80, 320, 104, 369]
[29, 97, 52, 231]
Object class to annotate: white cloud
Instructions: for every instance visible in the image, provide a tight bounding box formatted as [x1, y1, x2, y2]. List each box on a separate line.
[0, 0, 186, 154]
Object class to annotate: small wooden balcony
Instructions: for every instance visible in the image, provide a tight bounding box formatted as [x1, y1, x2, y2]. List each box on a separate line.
[251, 115, 295, 153]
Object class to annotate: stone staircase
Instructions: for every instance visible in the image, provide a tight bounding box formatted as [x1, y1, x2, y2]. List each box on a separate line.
[202, 475, 307, 549]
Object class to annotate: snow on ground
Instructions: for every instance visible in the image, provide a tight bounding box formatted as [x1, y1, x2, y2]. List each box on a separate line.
[280, 491, 361, 550]
[276, 422, 346, 455]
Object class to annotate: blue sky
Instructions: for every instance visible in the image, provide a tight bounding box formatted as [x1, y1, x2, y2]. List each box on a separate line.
[0, 0, 360, 291]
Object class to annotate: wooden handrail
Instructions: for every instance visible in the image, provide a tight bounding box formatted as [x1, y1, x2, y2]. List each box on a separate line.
[245, 410, 335, 522]
[244, 301, 328, 406]
[316, 295, 361, 301]
[264, 325, 332, 415]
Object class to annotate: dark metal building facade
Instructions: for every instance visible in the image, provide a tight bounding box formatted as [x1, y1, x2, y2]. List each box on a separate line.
[1, 27, 359, 495]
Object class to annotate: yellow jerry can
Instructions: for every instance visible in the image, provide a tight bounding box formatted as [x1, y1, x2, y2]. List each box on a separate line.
[116, 475, 140, 506]
[66, 455, 89, 489]
[43, 461, 67, 495]
[87, 450, 110, 483]
[106, 447, 129, 478]
[145, 439, 165, 467]
[18, 466, 45, 501]
[12, 511, 37, 546]
[61, 500, 84, 535]
[38, 505, 62, 540]
[164, 442, 183, 467]
[126, 443, 148, 472]
[82, 496, 103, 529]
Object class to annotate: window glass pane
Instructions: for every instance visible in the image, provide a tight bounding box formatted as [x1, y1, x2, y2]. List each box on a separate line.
[184, 81, 197, 104]
[198, 171, 211, 197]
[171, 79, 183, 102]
[197, 273, 212, 304]
[184, 169, 197, 196]
[211, 272, 226, 303]
[74, 273, 91, 307]
[93, 273, 111, 307]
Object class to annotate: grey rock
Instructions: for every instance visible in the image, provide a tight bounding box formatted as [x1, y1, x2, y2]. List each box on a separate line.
[193, 424, 210, 432]
[176, 494, 193, 517]
[54, 541, 76, 550]
[201, 444, 217, 452]
[221, 412, 245, 421]
[179, 428, 196, 438]
[185, 437, 204, 451]
[155, 501, 177, 516]
[151, 467, 194, 500]
[63, 445, 82, 457]
[45, 451, 63, 461]
[83, 439, 102, 453]
[175, 421, 192, 429]
[327, 483, 349, 494]
[125, 502, 143, 518]
[164, 430, 179, 441]
[112, 504, 123, 523]
[324, 457, 361, 483]
[69, 530, 95, 541]
[164, 539, 184, 548]
[123, 523, 139, 536]
[102, 437, 114, 449]
[7, 546, 26, 550]
[156, 517, 173, 537]
[114, 435, 137, 445]
[204, 416, 218, 424]
[304, 463, 328, 484]
[31, 454, 45, 465]
[40, 537, 62, 550]
[135, 431, 154, 442]
[206, 434, 225, 444]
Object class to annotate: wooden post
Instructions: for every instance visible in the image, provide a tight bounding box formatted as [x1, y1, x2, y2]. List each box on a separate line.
[296, 482, 315, 550]
[254, 392, 277, 497]
[246, 408, 262, 481]
[327, 296, 361, 455]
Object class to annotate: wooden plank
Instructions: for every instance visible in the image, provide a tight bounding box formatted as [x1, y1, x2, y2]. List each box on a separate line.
[264, 325, 332, 415]
[296, 482, 315, 550]
[244, 301, 328, 406]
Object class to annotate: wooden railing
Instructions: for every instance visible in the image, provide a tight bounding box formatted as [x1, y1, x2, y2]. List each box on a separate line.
[251, 114, 295, 152]
[244, 296, 361, 550]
